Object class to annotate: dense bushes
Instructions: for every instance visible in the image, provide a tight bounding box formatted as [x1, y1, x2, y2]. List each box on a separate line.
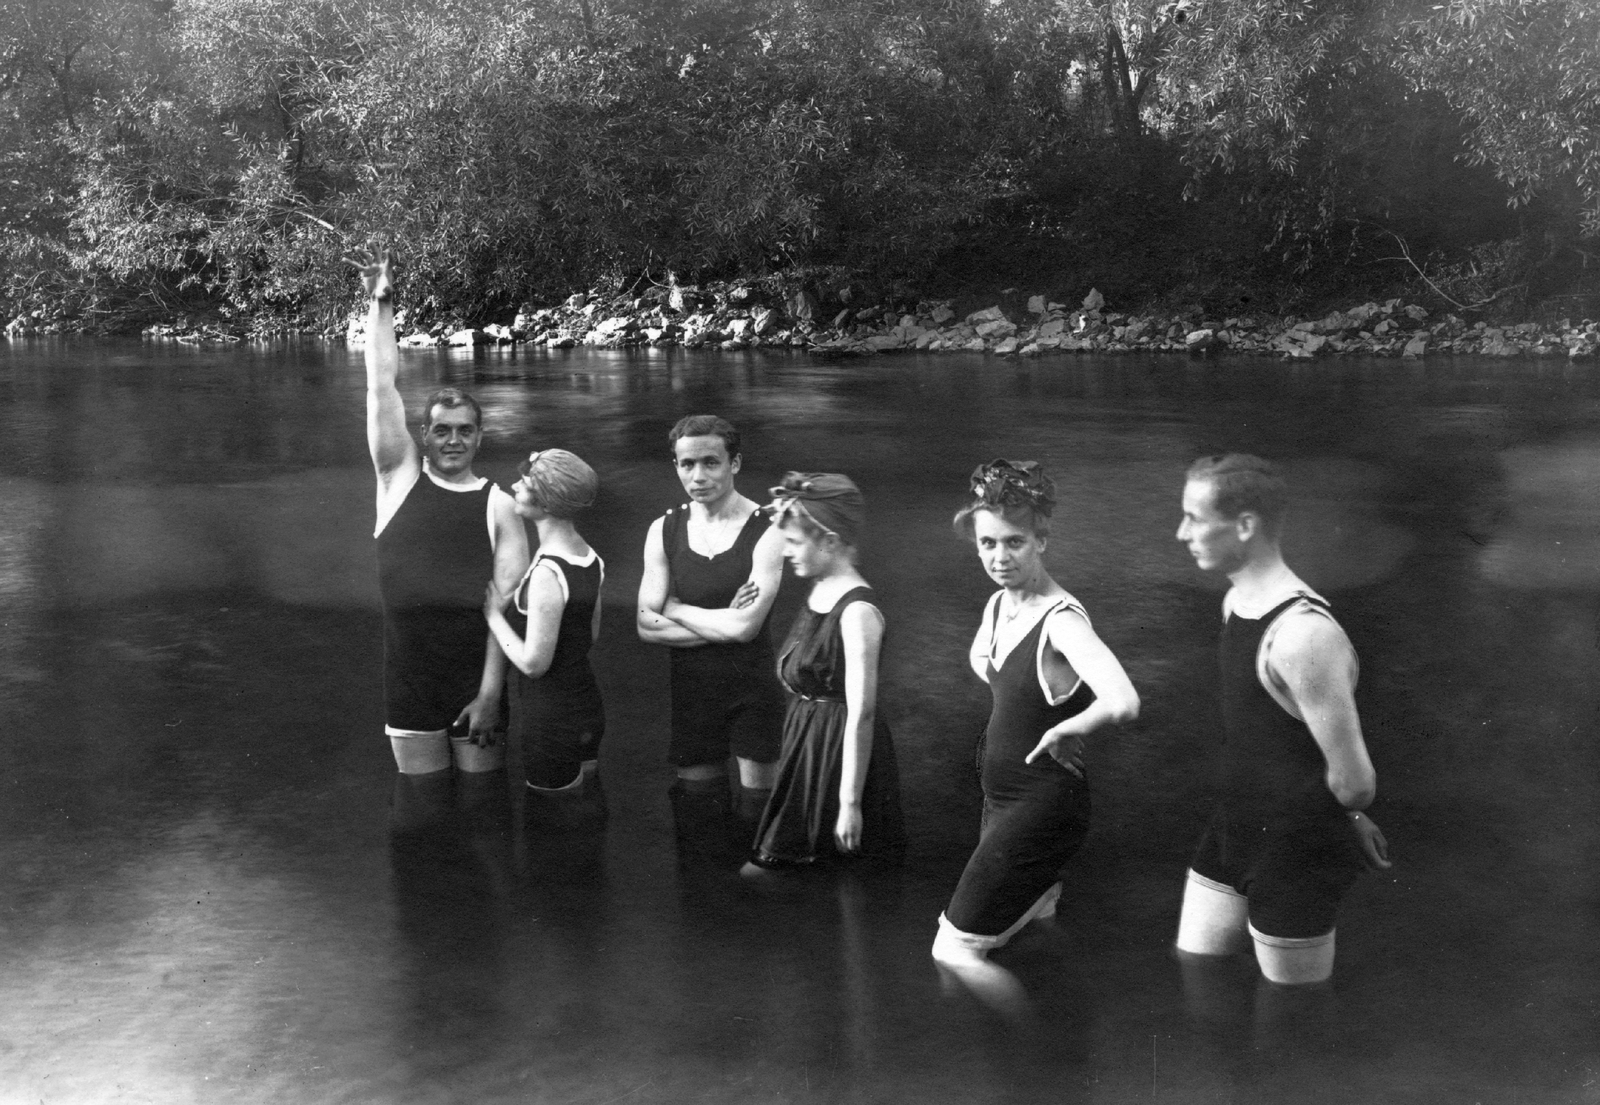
[0, 0, 1595, 329]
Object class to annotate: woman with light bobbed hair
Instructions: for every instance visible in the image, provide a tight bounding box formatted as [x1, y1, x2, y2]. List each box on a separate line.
[932, 459, 1140, 966]
[484, 448, 607, 800]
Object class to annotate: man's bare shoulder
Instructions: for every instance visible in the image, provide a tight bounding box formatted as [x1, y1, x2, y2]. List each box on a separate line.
[1270, 603, 1355, 671]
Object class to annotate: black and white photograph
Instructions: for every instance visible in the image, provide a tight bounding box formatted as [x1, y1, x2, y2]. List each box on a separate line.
[1, 0, 1596, 1101]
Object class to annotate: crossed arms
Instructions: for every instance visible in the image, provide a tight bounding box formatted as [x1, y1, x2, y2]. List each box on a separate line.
[635, 517, 783, 647]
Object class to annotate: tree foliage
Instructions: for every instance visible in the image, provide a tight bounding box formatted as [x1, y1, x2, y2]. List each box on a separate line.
[0, 0, 1593, 325]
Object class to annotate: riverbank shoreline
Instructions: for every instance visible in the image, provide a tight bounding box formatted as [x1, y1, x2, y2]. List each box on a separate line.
[8, 282, 1598, 360]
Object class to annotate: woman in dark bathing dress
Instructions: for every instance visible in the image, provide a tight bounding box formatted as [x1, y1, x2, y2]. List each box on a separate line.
[484, 449, 607, 800]
[744, 473, 904, 871]
[932, 460, 1140, 964]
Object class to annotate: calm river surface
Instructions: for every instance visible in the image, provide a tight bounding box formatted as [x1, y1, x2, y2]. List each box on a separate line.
[1, 338, 1597, 1103]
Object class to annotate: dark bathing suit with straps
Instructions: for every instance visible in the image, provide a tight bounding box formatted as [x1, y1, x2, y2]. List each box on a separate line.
[750, 585, 904, 865]
[1189, 593, 1364, 939]
[377, 473, 496, 732]
[510, 551, 605, 789]
[661, 505, 785, 767]
[944, 598, 1096, 937]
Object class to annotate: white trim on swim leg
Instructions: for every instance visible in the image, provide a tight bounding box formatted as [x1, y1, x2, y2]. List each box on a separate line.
[450, 733, 505, 773]
[1176, 868, 1251, 955]
[387, 727, 451, 774]
[935, 882, 1064, 956]
[526, 767, 584, 794]
[1248, 923, 1336, 985]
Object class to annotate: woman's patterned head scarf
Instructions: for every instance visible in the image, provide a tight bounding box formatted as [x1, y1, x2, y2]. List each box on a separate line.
[767, 472, 865, 547]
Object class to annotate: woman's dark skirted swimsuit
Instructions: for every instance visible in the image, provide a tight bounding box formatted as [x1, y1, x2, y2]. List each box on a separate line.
[940, 596, 1096, 947]
[509, 551, 605, 788]
[751, 586, 904, 866]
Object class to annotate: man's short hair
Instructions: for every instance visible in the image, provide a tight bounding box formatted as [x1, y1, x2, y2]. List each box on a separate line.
[668, 414, 740, 460]
[423, 387, 483, 430]
[1186, 453, 1288, 536]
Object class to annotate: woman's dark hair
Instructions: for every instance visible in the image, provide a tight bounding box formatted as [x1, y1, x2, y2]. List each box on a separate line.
[953, 459, 1055, 540]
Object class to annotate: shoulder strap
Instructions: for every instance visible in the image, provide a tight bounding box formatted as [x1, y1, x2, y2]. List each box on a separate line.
[1256, 593, 1342, 720]
[1036, 597, 1091, 705]
[971, 591, 1004, 682]
[516, 553, 568, 611]
[661, 504, 688, 554]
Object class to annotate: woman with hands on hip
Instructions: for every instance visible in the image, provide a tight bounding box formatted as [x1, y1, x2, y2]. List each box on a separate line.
[932, 460, 1140, 965]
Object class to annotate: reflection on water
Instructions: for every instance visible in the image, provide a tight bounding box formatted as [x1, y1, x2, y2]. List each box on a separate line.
[0, 340, 1598, 1102]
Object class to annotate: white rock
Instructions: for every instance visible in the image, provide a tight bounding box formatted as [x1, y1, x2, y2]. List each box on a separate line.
[967, 306, 1006, 324]
[1081, 288, 1105, 312]
[1027, 295, 1047, 315]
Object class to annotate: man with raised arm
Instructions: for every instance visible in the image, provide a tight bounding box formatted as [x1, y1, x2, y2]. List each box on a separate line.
[351, 247, 528, 776]
[1174, 454, 1391, 986]
[637, 415, 785, 822]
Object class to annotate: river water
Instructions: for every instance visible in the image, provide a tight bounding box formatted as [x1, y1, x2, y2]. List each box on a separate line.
[1, 338, 1596, 1103]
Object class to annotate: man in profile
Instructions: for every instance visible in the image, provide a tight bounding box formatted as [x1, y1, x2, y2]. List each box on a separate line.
[1173, 453, 1390, 987]
[637, 415, 785, 838]
[351, 247, 528, 780]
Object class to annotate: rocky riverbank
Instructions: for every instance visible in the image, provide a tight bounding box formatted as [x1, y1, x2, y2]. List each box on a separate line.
[337, 284, 1600, 361]
[9, 281, 1599, 360]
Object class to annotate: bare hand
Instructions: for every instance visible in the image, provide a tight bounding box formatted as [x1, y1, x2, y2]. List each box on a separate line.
[834, 804, 863, 854]
[453, 693, 501, 747]
[1025, 731, 1084, 778]
[484, 580, 511, 619]
[344, 245, 395, 301]
[1350, 810, 1392, 870]
[730, 580, 760, 610]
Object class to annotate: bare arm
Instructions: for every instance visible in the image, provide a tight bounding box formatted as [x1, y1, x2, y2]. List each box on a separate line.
[454, 491, 530, 742]
[661, 524, 784, 644]
[835, 601, 885, 853]
[1271, 613, 1391, 868]
[486, 562, 563, 677]
[348, 248, 419, 494]
[1270, 613, 1376, 810]
[636, 518, 708, 647]
[1024, 609, 1141, 771]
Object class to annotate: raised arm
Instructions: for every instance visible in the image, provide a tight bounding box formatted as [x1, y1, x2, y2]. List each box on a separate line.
[835, 601, 885, 853]
[637, 517, 708, 647]
[661, 523, 783, 644]
[348, 247, 418, 490]
[1024, 609, 1141, 771]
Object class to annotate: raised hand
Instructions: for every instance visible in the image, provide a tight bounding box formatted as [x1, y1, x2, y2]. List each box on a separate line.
[345, 244, 395, 301]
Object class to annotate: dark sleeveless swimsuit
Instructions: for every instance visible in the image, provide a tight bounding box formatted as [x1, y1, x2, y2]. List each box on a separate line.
[944, 601, 1096, 937]
[1189, 594, 1364, 939]
[750, 586, 905, 865]
[376, 473, 495, 731]
[509, 552, 605, 788]
[661, 505, 784, 766]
